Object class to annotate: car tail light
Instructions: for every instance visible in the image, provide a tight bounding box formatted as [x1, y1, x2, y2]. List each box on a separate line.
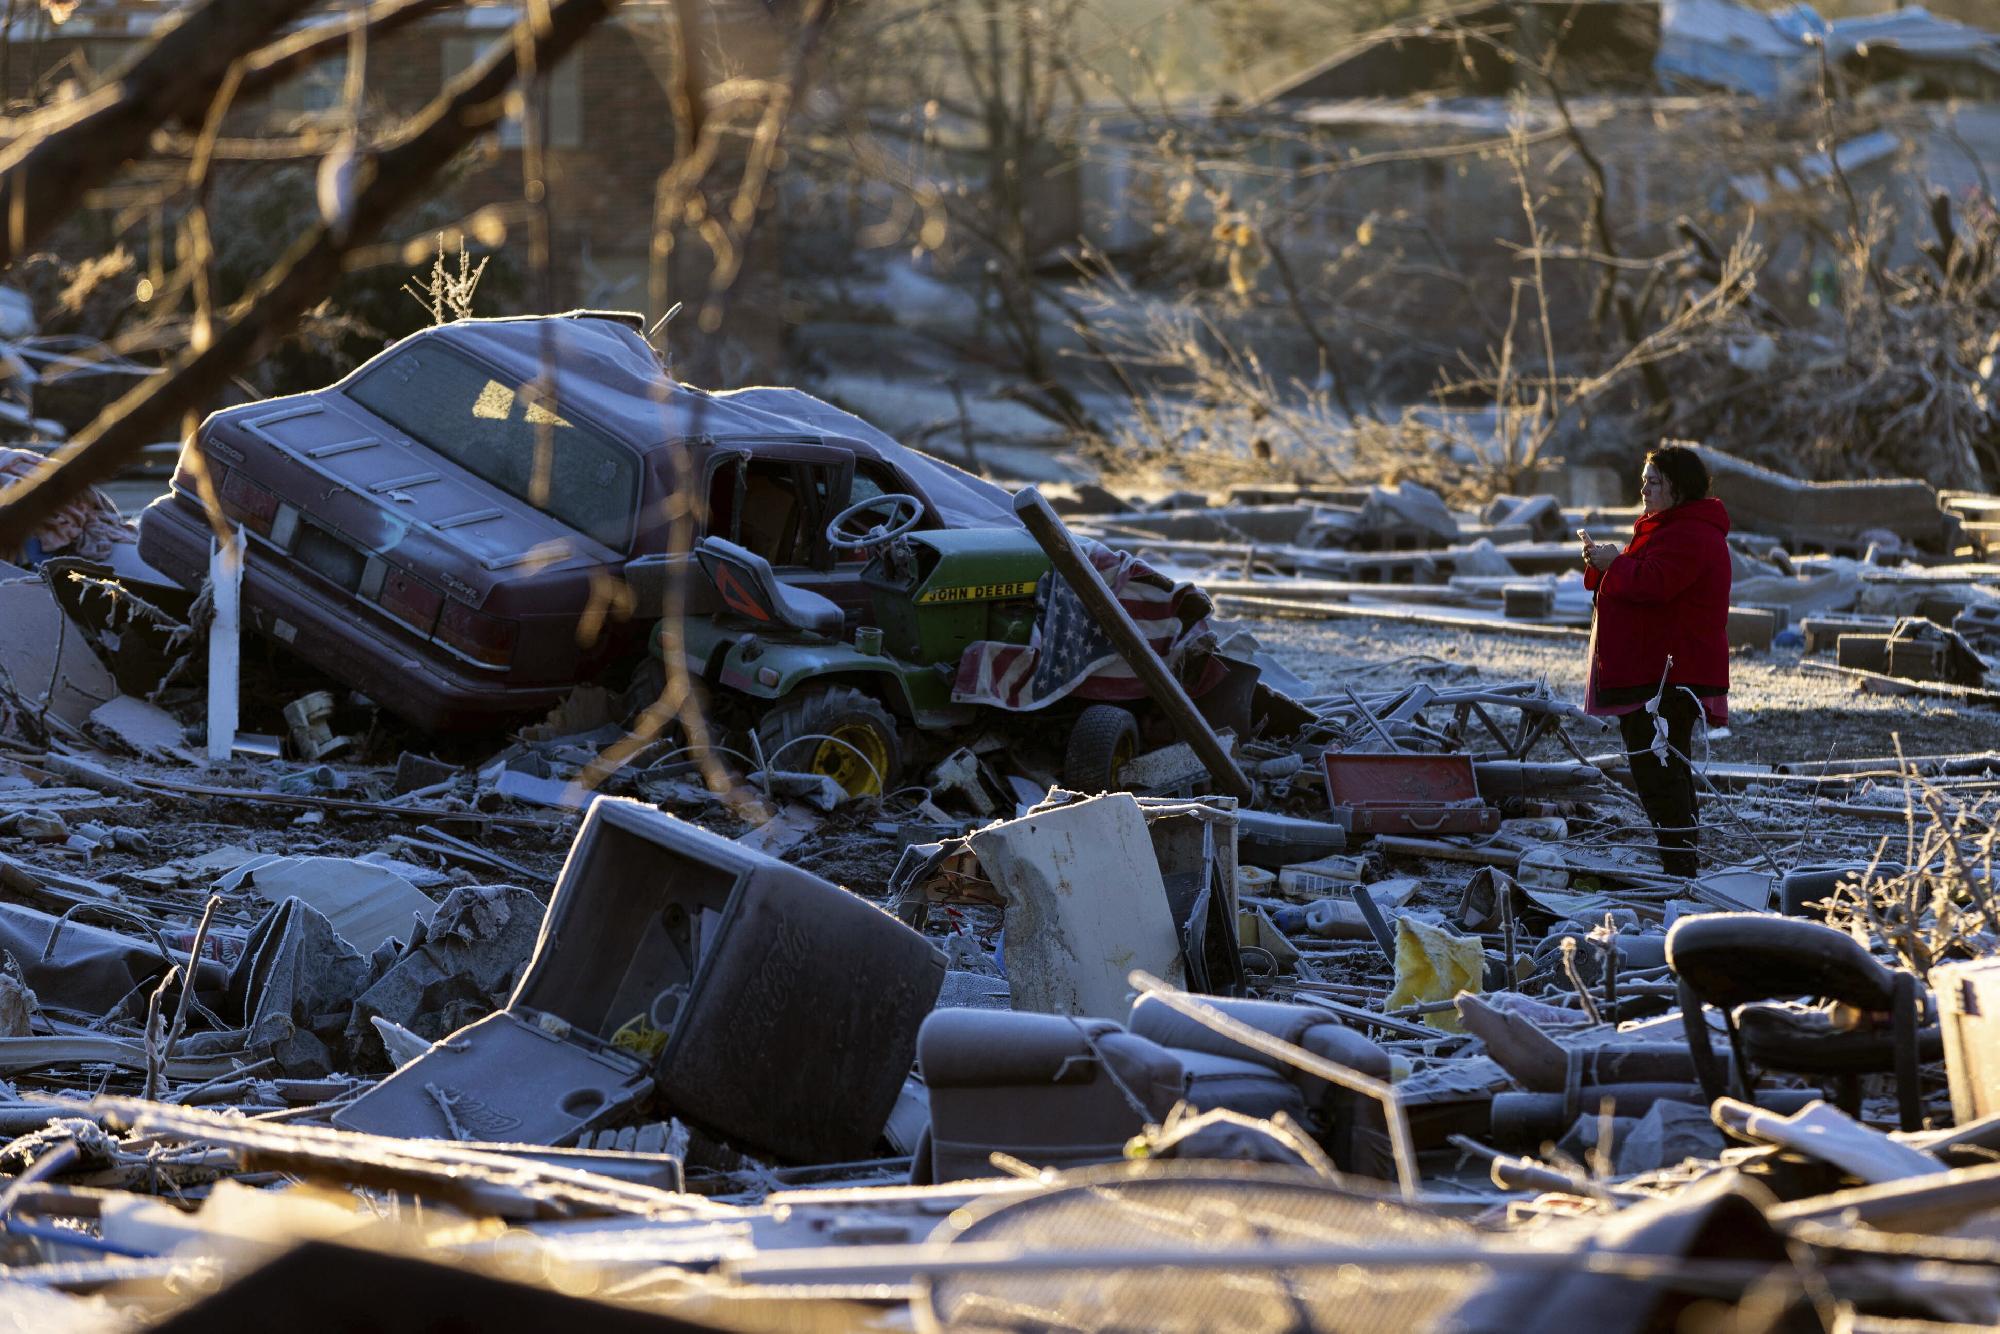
[377, 565, 444, 635]
[219, 469, 279, 535]
[434, 596, 518, 668]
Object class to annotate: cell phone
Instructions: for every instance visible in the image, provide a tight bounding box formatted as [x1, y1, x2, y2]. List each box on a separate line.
[1576, 527, 1593, 545]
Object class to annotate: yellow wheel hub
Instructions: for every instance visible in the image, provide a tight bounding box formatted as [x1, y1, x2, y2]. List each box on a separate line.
[811, 723, 890, 797]
[1111, 734, 1136, 779]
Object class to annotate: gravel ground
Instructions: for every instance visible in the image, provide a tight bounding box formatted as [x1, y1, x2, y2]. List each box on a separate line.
[1226, 611, 2000, 994]
[1234, 614, 2000, 768]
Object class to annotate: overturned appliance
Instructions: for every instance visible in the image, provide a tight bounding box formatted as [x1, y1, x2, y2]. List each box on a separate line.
[336, 798, 944, 1163]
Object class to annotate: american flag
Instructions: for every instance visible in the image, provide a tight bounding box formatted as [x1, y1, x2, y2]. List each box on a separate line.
[951, 539, 1221, 711]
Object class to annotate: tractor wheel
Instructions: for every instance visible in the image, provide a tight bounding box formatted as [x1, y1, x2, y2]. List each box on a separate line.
[1062, 704, 1140, 794]
[756, 685, 902, 798]
[619, 655, 668, 728]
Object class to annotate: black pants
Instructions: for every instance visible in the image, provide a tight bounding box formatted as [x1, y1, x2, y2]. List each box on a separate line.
[1617, 689, 1701, 878]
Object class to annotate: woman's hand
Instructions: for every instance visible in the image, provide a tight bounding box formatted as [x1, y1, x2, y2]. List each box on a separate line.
[1585, 542, 1620, 572]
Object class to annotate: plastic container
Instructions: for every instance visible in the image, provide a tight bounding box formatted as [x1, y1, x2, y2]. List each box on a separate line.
[1236, 866, 1277, 898]
[1277, 854, 1370, 899]
[1234, 809, 1347, 867]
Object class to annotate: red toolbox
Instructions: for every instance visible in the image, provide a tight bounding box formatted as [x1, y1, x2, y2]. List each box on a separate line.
[1321, 752, 1502, 837]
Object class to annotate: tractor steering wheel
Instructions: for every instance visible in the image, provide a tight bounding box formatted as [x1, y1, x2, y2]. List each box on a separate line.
[826, 492, 925, 552]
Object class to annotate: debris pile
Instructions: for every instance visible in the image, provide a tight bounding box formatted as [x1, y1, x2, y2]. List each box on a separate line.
[3, 316, 2000, 1328]
[1053, 457, 2000, 703]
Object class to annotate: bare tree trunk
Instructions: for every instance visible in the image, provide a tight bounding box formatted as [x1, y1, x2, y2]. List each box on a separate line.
[0, 0, 623, 551]
[1540, 78, 1670, 410]
[1265, 236, 1359, 419]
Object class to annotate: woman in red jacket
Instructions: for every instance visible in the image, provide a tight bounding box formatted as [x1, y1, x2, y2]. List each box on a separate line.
[1582, 444, 1731, 878]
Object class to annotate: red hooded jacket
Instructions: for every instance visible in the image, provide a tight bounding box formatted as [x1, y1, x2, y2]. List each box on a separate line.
[1584, 496, 1732, 696]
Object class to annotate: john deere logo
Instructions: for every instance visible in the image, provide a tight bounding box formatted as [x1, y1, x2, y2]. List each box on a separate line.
[916, 580, 1036, 605]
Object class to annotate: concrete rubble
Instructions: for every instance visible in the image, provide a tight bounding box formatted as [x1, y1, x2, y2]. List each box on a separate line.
[2, 468, 2000, 1332]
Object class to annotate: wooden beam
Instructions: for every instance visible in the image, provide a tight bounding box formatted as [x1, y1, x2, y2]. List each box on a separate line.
[1014, 487, 1253, 802]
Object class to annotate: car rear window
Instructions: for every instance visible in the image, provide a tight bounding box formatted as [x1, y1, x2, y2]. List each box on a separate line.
[348, 342, 639, 549]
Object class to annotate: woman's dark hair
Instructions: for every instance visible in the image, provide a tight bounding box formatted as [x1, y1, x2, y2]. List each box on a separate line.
[1647, 443, 1710, 505]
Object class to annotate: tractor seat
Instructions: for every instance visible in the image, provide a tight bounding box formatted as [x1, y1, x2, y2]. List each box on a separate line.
[695, 537, 844, 639]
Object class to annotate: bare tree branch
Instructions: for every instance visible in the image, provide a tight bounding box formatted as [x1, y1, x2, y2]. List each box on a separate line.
[0, 0, 623, 551]
[0, 0, 319, 268]
[229, 0, 463, 112]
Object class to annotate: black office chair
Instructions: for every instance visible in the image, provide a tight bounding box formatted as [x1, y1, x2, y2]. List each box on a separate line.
[1667, 913, 1937, 1132]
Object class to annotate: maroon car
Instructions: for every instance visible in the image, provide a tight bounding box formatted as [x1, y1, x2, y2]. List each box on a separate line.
[138, 312, 1014, 731]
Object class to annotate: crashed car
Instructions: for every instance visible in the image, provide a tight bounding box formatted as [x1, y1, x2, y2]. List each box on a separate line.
[138, 312, 1016, 732]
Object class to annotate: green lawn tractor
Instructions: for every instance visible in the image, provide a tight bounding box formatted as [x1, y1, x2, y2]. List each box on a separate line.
[667, 494, 1181, 798]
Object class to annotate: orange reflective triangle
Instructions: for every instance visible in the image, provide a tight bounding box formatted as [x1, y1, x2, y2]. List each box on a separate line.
[714, 563, 772, 622]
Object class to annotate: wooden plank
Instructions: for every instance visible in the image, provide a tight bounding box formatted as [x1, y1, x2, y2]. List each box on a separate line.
[1215, 594, 1591, 640]
[1798, 659, 2000, 706]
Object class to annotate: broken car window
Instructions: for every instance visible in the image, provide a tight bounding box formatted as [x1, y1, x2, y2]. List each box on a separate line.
[739, 464, 806, 564]
[349, 343, 640, 549]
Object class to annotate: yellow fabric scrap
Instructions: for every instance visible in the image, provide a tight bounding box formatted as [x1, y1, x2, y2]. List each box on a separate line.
[1384, 915, 1484, 1031]
[610, 1012, 669, 1059]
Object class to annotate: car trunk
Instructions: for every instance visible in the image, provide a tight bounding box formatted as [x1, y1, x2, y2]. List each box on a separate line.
[231, 396, 618, 590]
[193, 393, 628, 686]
